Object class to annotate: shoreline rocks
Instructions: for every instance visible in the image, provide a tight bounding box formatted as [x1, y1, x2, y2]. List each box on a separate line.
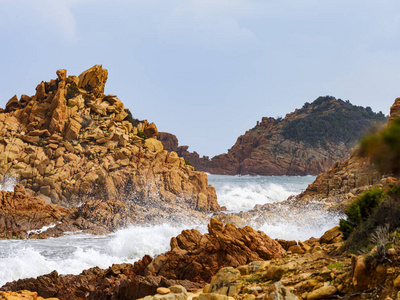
[0, 65, 219, 237]
[1, 218, 285, 299]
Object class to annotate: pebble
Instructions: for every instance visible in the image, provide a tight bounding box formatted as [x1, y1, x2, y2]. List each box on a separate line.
[157, 287, 170, 295]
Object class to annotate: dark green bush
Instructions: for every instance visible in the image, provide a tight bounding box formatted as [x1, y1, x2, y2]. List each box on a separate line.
[339, 188, 385, 240]
[282, 96, 386, 147]
[361, 118, 400, 175]
[341, 185, 400, 252]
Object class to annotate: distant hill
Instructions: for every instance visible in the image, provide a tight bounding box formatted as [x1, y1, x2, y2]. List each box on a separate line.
[160, 96, 387, 176]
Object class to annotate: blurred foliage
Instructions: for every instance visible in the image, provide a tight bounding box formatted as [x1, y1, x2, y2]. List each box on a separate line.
[282, 96, 387, 147]
[361, 118, 400, 175]
[340, 185, 400, 253]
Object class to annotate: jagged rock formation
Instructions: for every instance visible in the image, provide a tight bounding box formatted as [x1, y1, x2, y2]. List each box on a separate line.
[2, 218, 285, 299]
[0, 66, 219, 217]
[6, 222, 399, 300]
[0, 184, 150, 238]
[161, 97, 386, 176]
[157, 132, 211, 170]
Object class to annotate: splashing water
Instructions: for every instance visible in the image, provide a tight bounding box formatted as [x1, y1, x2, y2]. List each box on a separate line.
[208, 174, 314, 211]
[0, 176, 18, 192]
[0, 174, 344, 286]
[0, 223, 207, 286]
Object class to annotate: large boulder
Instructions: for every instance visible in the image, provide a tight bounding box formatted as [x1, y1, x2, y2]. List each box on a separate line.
[78, 64, 108, 97]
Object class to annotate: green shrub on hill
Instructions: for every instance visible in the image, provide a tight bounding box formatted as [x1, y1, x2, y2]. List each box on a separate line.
[340, 185, 400, 253]
[361, 117, 400, 174]
[339, 188, 385, 240]
[282, 96, 386, 147]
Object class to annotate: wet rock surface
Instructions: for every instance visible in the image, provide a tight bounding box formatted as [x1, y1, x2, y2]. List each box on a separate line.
[0, 66, 219, 237]
[1, 218, 285, 299]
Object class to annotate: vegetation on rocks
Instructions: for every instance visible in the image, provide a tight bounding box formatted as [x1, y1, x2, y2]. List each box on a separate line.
[339, 110, 400, 253]
[283, 96, 386, 147]
[162, 96, 386, 176]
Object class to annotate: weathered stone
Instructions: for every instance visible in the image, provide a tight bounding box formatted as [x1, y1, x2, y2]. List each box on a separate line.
[319, 226, 342, 244]
[307, 285, 337, 300]
[144, 138, 164, 153]
[56, 69, 67, 81]
[5, 95, 19, 112]
[157, 287, 170, 295]
[78, 64, 108, 97]
[114, 111, 128, 122]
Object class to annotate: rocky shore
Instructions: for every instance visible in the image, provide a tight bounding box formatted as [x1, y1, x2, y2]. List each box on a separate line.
[2, 67, 400, 300]
[0, 66, 219, 238]
[3, 219, 400, 300]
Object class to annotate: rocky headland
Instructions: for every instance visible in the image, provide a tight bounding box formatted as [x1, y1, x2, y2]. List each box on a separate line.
[0, 65, 220, 238]
[159, 97, 386, 176]
[4, 219, 400, 300]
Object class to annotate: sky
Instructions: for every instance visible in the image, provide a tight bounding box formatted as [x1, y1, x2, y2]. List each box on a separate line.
[1, 0, 400, 157]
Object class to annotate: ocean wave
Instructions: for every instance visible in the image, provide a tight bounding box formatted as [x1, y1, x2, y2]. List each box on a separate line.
[216, 183, 295, 211]
[254, 204, 345, 241]
[0, 223, 207, 287]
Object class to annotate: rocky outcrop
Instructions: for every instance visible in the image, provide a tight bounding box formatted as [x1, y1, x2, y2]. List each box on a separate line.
[292, 97, 400, 208]
[143, 218, 285, 284]
[157, 132, 211, 170]
[293, 149, 382, 209]
[8, 225, 400, 300]
[2, 218, 285, 299]
[165, 97, 386, 176]
[0, 184, 66, 238]
[0, 183, 153, 238]
[0, 66, 219, 221]
[0, 290, 59, 299]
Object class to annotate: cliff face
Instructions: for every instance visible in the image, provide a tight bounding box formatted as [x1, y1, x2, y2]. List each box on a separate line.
[192, 97, 386, 176]
[0, 66, 219, 215]
[294, 97, 400, 206]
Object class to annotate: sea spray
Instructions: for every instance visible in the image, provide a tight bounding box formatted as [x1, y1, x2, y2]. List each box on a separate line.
[208, 174, 315, 211]
[0, 223, 207, 287]
[107, 223, 207, 258]
[254, 204, 344, 241]
[0, 176, 18, 192]
[0, 175, 341, 287]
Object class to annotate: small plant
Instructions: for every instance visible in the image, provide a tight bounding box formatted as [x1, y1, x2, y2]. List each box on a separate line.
[339, 188, 385, 239]
[137, 130, 148, 139]
[327, 261, 343, 270]
[185, 159, 195, 168]
[366, 224, 395, 266]
[125, 108, 140, 127]
[66, 84, 79, 100]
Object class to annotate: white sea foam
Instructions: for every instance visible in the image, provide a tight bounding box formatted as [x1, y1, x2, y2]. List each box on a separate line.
[27, 223, 60, 237]
[256, 208, 344, 241]
[0, 174, 340, 287]
[0, 176, 18, 192]
[216, 183, 293, 211]
[107, 223, 207, 259]
[0, 223, 208, 287]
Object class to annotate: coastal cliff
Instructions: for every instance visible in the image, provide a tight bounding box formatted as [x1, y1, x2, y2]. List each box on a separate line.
[160, 97, 386, 176]
[0, 66, 219, 236]
[294, 98, 400, 207]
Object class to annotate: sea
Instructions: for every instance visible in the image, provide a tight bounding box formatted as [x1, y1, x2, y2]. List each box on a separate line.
[0, 174, 344, 286]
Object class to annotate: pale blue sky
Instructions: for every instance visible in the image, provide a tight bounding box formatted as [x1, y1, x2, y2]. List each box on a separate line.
[1, 0, 399, 156]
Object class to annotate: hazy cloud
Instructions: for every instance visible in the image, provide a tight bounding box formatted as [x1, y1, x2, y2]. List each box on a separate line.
[0, 0, 77, 43]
